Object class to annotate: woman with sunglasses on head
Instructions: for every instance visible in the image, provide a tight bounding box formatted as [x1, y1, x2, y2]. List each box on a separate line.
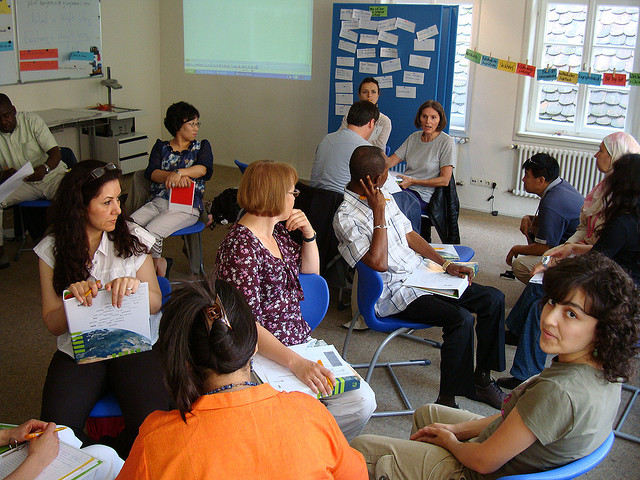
[340, 77, 392, 150]
[130, 101, 213, 277]
[352, 254, 639, 480]
[117, 277, 367, 479]
[215, 160, 376, 442]
[34, 160, 171, 458]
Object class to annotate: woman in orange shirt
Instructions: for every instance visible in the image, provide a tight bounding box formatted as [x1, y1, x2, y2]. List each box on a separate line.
[117, 277, 367, 480]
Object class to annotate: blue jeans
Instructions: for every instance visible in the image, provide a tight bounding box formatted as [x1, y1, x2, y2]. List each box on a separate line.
[392, 190, 422, 232]
[505, 282, 547, 381]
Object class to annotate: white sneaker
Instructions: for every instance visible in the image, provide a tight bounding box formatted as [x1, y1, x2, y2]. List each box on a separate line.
[342, 315, 369, 330]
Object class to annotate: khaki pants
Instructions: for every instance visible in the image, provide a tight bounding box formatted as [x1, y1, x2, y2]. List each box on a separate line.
[0, 171, 64, 247]
[512, 255, 542, 284]
[352, 404, 484, 480]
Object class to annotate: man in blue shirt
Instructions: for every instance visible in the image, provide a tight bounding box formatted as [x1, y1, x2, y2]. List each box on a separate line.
[506, 153, 584, 283]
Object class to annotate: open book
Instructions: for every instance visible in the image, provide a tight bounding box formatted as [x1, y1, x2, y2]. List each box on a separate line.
[252, 342, 360, 399]
[403, 259, 474, 299]
[62, 283, 151, 364]
[0, 439, 101, 480]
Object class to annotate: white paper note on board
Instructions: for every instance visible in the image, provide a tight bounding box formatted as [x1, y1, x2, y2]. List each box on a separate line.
[377, 18, 397, 32]
[359, 61, 378, 75]
[335, 82, 353, 93]
[359, 19, 378, 31]
[352, 9, 372, 21]
[335, 68, 353, 81]
[340, 9, 353, 20]
[360, 34, 379, 45]
[416, 25, 439, 41]
[396, 17, 416, 33]
[409, 54, 431, 69]
[375, 76, 393, 89]
[378, 31, 398, 45]
[338, 39, 357, 54]
[414, 39, 436, 51]
[356, 48, 376, 59]
[336, 104, 350, 116]
[341, 20, 359, 30]
[340, 28, 358, 43]
[380, 47, 398, 58]
[336, 56, 355, 67]
[381, 58, 401, 74]
[336, 93, 353, 104]
[403, 71, 425, 85]
[396, 86, 417, 98]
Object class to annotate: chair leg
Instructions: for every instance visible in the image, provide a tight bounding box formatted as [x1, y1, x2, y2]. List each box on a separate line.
[13, 206, 26, 261]
[614, 384, 640, 443]
[341, 312, 359, 360]
[400, 330, 442, 349]
[197, 231, 204, 275]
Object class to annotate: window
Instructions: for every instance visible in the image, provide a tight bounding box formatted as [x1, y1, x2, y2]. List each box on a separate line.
[523, 0, 639, 140]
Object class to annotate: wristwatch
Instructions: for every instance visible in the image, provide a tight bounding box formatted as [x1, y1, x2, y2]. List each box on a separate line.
[43, 163, 51, 174]
[541, 255, 552, 268]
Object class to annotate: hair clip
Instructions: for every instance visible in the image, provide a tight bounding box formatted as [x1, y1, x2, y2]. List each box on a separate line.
[205, 295, 232, 330]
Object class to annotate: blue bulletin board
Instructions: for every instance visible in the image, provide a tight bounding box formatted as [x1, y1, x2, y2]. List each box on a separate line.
[328, 3, 458, 152]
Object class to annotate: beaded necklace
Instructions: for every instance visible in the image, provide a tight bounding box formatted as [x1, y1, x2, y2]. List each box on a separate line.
[204, 381, 257, 395]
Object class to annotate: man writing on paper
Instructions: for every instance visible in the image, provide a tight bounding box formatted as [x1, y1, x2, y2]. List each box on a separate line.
[506, 153, 583, 284]
[0, 94, 66, 269]
[334, 145, 507, 410]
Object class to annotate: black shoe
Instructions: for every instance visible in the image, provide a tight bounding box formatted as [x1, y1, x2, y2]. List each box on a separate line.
[434, 397, 459, 409]
[505, 330, 520, 346]
[164, 257, 174, 278]
[472, 380, 507, 409]
[497, 376, 524, 390]
[0, 254, 9, 269]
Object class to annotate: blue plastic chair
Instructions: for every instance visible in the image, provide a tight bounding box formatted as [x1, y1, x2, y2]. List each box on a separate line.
[169, 221, 205, 275]
[454, 245, 475, 262]
[234, 159, 249, 174]
[342, 261, 440, 417]
[87, 276, 172, 421]
[13, 199, 52, 261]
[299, 273, 329, 331]
[498, 431, 615, 479]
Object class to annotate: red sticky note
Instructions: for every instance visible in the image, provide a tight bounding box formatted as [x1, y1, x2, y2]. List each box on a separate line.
[19, 48, 58, 60]
[20, 60, 58, 71]
[602, 73, 626, 86]
[516, 63, 536, 77]
[169, 183, 195, 212]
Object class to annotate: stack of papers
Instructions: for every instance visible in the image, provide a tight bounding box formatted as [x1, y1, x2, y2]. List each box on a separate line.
[404, 259, 471, 299]
[253, 343, 360, 399]
[0, 441, 101, 480]
[430, 243, 460, 261]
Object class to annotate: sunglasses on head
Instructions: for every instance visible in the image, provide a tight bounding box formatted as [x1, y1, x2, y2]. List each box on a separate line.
[89, 163, 118, 181]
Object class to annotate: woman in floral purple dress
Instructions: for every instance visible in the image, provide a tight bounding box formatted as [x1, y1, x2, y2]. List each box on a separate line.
[215, 160, 376, 441]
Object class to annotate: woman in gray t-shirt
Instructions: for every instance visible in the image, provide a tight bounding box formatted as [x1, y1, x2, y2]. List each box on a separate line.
[351, 254, 640, 479]
[389, 100, 456, 206]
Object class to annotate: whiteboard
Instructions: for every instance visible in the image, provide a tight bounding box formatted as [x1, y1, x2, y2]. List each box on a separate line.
[0, 0, 102, 85]
[0, 0, 18, 85]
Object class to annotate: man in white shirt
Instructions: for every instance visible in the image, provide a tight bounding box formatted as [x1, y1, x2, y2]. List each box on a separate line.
[0, 93, 66, 268]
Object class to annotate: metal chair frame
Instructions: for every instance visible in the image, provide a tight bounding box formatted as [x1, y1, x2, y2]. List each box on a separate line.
[613, 383, 640, 443]
[169, 221, 205, 275]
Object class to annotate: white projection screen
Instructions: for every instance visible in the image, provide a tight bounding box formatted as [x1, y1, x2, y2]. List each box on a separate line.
[183, 0, 313, 80]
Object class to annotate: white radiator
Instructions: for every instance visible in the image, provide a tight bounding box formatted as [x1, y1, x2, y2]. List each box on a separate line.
[512, 144, 604, 198]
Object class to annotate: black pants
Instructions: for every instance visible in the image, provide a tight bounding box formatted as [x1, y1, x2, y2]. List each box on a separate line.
[393, 283, 506, 397]
[40, 346, 171, 458]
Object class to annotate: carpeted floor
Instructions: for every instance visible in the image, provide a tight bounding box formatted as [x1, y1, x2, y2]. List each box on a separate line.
[1, 164, 638, 478]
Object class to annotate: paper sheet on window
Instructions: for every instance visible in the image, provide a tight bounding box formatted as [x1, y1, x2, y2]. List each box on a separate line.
[0, 162, 34, 203]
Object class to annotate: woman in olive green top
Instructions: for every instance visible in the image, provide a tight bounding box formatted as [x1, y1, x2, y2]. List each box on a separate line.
[353, 253, 639, 480]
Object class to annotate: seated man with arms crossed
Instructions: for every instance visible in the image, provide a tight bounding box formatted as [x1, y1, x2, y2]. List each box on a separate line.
[333, 145, 507, 409]
[506, 153, 583, 284]
[0, 93, 66, 268]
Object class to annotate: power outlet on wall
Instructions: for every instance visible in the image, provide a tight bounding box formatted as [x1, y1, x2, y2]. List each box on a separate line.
[470, 177, 482, 186]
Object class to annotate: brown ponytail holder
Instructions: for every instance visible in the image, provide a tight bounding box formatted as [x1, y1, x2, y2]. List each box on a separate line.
[205, 295, 232, 330]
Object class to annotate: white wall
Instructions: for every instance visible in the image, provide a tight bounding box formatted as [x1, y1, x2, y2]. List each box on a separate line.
[1, 0, 163, 155]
